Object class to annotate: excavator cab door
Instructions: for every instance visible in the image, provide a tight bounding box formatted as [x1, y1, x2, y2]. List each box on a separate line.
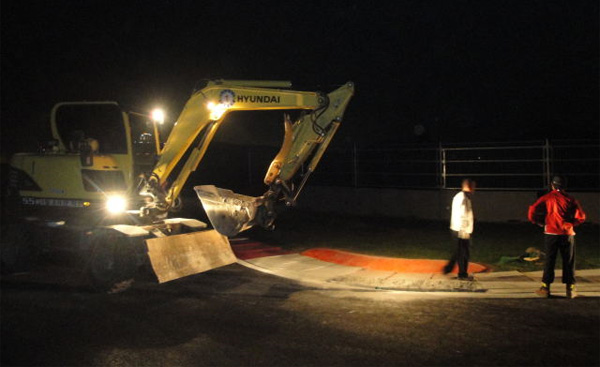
[129, 112, 161, 177]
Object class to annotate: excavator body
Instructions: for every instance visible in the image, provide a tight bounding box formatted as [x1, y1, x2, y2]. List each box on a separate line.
[5, 80, 354, 290]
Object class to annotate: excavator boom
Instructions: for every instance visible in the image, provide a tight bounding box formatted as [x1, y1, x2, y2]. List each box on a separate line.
[141, 80, 354, 237]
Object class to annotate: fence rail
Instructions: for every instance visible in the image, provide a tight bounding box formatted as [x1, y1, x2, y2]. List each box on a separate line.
[309, 139, 599, 191]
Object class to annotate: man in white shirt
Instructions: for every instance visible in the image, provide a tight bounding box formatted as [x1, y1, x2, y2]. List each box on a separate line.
[443, 178, 476, 280]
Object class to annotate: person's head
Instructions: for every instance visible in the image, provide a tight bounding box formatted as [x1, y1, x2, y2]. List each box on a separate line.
[551, 175, 565, 191]
[461, 178, 476, 193]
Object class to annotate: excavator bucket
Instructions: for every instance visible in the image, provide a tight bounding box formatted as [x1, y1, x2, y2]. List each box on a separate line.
[194, 185, 261, 237]
[146, 229, 236, 283]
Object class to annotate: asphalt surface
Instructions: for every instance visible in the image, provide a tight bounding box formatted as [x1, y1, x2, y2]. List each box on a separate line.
[2, 262, 599, 367]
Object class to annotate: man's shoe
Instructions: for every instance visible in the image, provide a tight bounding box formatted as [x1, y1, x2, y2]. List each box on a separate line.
[457, 275, 474, 281]
[535, 286, 550, 298]
[566, 284, 577, 299]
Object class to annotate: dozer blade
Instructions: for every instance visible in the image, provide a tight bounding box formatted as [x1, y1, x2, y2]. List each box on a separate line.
[194, 185, 260, 237]
[146, 229, 236, 283]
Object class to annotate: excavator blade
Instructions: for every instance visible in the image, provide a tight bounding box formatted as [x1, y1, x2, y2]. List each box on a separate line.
[194, 185, 260, 237]
[146, 229, 236, 283]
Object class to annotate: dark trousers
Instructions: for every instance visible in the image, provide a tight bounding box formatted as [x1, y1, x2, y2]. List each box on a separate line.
[444, 232, 470, 277]
[542, 234, 576, 285]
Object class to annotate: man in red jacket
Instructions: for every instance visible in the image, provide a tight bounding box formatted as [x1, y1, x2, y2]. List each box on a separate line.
[528, 176, 586, 298]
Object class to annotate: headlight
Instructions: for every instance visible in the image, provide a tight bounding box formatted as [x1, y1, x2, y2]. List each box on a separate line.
[106, 196, 127, 214]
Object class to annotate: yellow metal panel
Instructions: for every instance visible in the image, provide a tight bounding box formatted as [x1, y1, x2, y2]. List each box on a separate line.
[207, 80, 292, 88]
[12, 153, 131, 201]
[264, 118, 294, 185]
[279, 82, 354, 181]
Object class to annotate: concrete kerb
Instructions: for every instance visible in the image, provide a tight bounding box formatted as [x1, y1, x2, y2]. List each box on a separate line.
[235, 257, 369, 291]
[236, 254, 600, 299]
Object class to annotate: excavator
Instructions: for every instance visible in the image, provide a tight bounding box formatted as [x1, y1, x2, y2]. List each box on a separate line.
[4, 80, 354, 290]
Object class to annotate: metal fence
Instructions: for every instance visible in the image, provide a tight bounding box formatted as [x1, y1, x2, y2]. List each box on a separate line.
[310, 139, 599, 191]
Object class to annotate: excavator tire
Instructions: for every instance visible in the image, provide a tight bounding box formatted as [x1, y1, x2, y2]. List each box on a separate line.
[87, 229, 139, 293]
[1, 219, 40, 274]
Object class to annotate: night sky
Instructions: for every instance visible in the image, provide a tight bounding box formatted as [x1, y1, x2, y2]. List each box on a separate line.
[1, 0, 598, 157]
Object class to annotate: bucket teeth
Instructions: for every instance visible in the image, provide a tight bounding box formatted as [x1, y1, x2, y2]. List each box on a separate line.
[194, 185, 261, 237]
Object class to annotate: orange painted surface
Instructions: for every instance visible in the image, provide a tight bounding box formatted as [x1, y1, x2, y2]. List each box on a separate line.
[301, 248, 489, 274]
[230, 240, 293, 260]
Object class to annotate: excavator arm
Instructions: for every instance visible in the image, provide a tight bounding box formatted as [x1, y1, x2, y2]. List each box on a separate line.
[140, 80, 354, 236]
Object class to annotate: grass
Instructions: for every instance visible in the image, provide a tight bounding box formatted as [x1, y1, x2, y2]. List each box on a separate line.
[247, 208, 600, 272]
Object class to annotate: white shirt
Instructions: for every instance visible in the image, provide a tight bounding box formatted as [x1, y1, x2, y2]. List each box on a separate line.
[450, 191, 474, 238]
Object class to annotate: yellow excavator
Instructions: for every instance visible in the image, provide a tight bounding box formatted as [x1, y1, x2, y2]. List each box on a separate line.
[4, 80, 354, 290]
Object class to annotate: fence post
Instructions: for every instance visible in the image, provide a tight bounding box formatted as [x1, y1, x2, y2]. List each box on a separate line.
[440, 143, 447, 189]
[438, 142, 444, 188]
[353, 142, 359, 188]
[543, 139, 552, 188]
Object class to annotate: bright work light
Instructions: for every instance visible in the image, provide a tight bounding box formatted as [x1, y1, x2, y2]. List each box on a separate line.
[207, 102, 227, 120]
[106, 195, 127, 214]
[151, 108, 165, 124]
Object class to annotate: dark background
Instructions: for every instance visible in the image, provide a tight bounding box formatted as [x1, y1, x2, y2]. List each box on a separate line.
[1, 0, 598, 158]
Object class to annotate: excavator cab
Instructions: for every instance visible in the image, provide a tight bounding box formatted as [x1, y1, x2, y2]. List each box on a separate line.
[52, 102, 162, 184]
[9, 102, 135, 225]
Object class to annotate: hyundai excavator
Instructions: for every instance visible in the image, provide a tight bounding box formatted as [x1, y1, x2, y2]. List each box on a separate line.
[4, 80, 354, 290]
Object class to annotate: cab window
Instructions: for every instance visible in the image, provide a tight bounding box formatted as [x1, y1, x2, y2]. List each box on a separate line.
[55, 104, 128, 154]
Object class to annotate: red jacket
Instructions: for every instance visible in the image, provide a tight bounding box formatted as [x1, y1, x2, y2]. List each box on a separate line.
[528, 190, 586, 235]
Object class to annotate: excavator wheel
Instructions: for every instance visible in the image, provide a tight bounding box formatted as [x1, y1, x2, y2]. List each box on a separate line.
[1, 219, 40, 274]
[87, 229, 139, 293]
